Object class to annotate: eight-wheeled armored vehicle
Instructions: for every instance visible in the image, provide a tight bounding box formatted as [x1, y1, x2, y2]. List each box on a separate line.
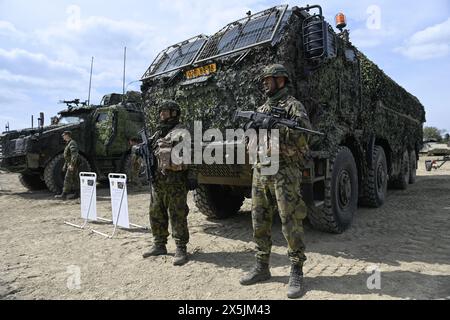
[140, 4, 426, 233]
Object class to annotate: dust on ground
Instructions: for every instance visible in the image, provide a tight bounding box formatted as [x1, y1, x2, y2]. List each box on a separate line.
[0, 156, 449, 300]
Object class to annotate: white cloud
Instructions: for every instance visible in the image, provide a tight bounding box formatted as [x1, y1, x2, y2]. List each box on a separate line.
[0, 20, 26, 41]
[396, 18, 450, 60]
[0, 48, 86, 77]
[350, 27, 398, 48]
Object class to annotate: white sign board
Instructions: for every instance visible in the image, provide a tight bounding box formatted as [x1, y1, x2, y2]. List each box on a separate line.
[80, 172, 97, 221]
[108, 174, 130, 229]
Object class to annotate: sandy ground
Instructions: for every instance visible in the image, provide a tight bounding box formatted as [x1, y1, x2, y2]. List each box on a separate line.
[0, 156, 449, 300]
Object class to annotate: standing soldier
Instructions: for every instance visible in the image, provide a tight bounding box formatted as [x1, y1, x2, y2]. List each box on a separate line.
[240, 64, 312, 299]
[142, 100, 190, 266]
[55, 131, 80, 200]
[128, 137, 144, 190]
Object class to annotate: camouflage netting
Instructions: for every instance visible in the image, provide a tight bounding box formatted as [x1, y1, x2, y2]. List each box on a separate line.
[141, 8, 425, 154]
[141, 11, 302, 134]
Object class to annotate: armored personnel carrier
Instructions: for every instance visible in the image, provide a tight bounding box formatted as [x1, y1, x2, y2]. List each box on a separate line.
[140, 4, 426, 233]
[0, 91, 146, 193]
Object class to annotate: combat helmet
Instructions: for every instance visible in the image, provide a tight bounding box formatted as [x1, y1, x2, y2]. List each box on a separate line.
[261, 64, 290, 82]
[158, 100, 181, 114]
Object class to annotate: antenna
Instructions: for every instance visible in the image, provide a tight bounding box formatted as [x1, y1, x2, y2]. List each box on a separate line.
[122, 46, 127, 99]
[87, 56, 94, 106]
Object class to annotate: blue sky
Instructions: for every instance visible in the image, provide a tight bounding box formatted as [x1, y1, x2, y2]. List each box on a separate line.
[1, 0, 449, 132]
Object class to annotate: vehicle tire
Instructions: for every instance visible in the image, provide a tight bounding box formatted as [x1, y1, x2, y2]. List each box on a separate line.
[44, 154, 91, 194]
[360, 146, 388, 208]
[123, 153, 149, 186]
[409, 150, 417, 184]
[392, 150, 410, 190]
[19, 173, 47, 191]
[193, 184, 245, 219]
[308, 146, 358, 234]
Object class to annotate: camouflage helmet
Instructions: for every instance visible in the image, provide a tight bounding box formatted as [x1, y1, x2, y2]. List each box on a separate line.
[158, 100, 181, 114]
[261, 64, 290, 81]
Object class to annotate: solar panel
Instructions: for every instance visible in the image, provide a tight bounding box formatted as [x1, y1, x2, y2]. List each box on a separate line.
[195, 5, 288, 63]
[141, 35, 208, 80]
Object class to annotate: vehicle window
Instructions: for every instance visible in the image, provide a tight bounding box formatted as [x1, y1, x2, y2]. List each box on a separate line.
[59, 116, 84, 125]
[96, 113, 109, 123]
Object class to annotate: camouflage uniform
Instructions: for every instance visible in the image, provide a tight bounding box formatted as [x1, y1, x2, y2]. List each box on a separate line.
[149, 123, 189, 247]
[62, 139, 80, 194]
[129, 152, 143, 188]
[252, 87, 312, 268]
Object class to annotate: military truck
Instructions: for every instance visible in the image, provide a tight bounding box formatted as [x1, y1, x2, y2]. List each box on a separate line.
[0, 91, 146, 193]
[140, 4, 426, 233]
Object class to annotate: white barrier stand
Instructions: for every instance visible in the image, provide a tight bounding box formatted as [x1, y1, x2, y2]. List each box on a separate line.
[91, 173, 147, 239]
[64, 172, 97, 229]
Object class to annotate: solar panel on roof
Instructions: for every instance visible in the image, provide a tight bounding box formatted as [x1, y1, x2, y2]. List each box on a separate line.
[195, 5, 288, 63]
[141, 35, 208, 80]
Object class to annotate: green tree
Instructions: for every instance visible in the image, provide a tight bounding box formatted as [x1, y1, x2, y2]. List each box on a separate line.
[423, 127, 444, 142]
[444, 133, 450, 143]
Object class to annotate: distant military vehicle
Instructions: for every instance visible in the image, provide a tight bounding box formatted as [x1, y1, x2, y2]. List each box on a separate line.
[0, 91, 146, 193]
[140, 4, 426, 233]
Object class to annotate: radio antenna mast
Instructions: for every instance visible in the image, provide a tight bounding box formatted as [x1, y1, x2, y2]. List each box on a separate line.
[122, 47, 127, 100]
[87, 56, 94, 106]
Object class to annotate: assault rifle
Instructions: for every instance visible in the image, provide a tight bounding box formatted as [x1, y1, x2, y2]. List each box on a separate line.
[233, 107, 324, 136]
[134, 127, 158, 199]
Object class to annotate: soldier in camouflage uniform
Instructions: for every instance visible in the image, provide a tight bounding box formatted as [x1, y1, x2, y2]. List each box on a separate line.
[55, 131, 80, 200]
[240, 64, 312, 299]
[128, 137, 144, 190]
[142, 100, 190, 266]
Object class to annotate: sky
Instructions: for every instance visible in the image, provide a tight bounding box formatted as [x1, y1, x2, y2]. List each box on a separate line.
[0, 0, 449, 132]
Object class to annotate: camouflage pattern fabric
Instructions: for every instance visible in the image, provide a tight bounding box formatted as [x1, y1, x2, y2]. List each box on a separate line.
[252, 165, 307, 266]
[150, 182, 189, 246]
[149, 122, 190, 246]
[63, 139, 80, 193]
[251, 89, 310, 267]
[129, 153, 143, 187]
[258, 87, 312, 163]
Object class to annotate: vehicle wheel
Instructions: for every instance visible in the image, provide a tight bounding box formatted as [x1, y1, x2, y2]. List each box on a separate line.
[19, 173, 47, 191]
[44, 154, 91, 194]
[409, 150, 417, 184]
[360, 146, 388, 208]
[123, 153, 148, 186]
[392, 150, 410, 190]
[308, 146, 358, 234]
[193, 184, 245, 219]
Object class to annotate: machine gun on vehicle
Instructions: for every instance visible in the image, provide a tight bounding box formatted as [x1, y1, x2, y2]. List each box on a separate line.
[58, 99, 88, 110]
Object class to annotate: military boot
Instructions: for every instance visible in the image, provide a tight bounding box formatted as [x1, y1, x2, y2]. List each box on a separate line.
[54, 192, 67, 200]
[287, 264, 305, 299]
[142, 244, 167, 259]
[239, 261, 271, 286]
[173, 246, 188, 266]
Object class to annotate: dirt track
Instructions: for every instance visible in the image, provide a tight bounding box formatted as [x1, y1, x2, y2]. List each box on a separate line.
[1, 156, 449, 300]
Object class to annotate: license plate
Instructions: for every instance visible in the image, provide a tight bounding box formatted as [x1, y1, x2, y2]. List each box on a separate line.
[185, 63, 217, 80]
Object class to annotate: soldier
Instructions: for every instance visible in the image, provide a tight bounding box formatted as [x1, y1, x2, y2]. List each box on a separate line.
[128, 137, 143, 190]
[142, 100, 190, 266]
[55, 131, 80, 200]
[240, 64, 312, 299]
